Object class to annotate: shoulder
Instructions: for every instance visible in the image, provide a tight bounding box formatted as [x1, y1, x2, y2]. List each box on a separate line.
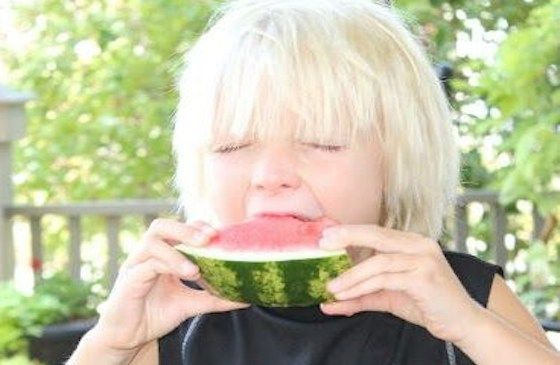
[442, 251, 504, 274]
[486, 271, 553, 349]
[442, 251, 553, 349]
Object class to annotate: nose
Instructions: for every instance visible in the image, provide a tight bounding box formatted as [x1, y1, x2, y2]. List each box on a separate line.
[250, 144, 301, 194]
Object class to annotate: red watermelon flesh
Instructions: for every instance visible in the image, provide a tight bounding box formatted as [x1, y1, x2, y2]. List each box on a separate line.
[207, 215, 338, 252]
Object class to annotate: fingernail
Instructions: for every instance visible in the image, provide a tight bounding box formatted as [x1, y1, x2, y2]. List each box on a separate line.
[202, 226, 218, 236]
[320, 303, 335, 314]
[335, 291, 349, 300]
[182, 262, 197, 275]
[192, 232, 209, 246]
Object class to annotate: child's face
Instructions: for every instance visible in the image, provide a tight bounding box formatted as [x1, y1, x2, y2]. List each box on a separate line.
[202, 133, 384, 228]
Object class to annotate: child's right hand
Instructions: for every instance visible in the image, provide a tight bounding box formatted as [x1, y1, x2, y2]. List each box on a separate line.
[86, 218, 249, 354]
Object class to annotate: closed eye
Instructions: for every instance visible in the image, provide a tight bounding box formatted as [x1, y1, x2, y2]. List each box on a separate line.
[212, 143, 345, 154]
[305, 143, 346, 152]
[212, 143, 250, 154]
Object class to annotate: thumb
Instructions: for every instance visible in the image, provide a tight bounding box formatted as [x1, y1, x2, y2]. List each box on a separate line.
[186, 289, 250, 316]
[320, 291, 392, 316]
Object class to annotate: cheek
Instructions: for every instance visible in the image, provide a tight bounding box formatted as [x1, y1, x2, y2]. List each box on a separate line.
[204, 159, 248, 225]
[314, 158, 383, 224]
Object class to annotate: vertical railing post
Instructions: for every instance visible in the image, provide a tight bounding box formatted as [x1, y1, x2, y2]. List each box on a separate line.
[106, 215, 122, 286]
[29, 215, 44, 280]
[531, 204, 545, 241]
[0, 85, 33, 281]
[491, 202, 508, 269]
[68, 215, 82, 281]
[453, 199, 468, 253]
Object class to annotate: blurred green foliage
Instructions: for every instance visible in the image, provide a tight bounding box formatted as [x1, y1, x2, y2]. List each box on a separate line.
[0, 355, 43, 365]
[0, 272, 102, 359]
[476, 0, 560, 214]
[2, 0, 219, 204]
[515, 240, 560, 320]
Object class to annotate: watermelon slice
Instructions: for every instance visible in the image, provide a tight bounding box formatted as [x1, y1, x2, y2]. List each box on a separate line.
[176, 215, 351, 307]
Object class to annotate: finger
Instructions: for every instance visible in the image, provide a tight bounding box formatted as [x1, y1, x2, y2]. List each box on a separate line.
[144, 218, 218, 246]
[319, 224, 428, 254]
[122, 239, 199, 274]
[320, 299, 365, 317]
[334, 271, 411, 301]
[327, 253, 417, 294]
[125, 219, 219, 268]
[114, 258, 201, 300]
[321, 291, 393, 316]
[185, 290, 250, 316]
[133, 258, 200, 283]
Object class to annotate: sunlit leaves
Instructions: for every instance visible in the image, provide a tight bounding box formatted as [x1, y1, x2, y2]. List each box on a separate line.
[478, 0, 560, 213]
[2, 0, 220, 204]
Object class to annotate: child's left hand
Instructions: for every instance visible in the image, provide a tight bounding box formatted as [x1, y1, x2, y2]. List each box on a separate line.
[319, 224, 484, 344]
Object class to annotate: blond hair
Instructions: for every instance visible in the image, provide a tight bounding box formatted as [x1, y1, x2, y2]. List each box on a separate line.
[172, 0, 459, 239]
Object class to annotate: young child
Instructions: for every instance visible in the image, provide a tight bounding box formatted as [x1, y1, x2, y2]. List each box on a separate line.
[68, 0, 559, 364]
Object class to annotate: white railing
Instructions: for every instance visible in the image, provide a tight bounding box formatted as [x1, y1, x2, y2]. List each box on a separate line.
[2, 199, 176, 284]
[0, 191, 545, 286]
[454, 190, 544, 269]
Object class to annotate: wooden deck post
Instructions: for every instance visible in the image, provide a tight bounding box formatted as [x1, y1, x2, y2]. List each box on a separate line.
[0, 85, 33, 281]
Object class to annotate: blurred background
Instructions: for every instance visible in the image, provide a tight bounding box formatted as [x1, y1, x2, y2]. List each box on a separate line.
[0, 0, 558, 363]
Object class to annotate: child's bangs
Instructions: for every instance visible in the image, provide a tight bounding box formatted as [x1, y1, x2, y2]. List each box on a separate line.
[204, 20, 382, 149]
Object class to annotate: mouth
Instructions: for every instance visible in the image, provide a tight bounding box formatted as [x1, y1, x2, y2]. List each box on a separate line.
[252, 212, 322, 222]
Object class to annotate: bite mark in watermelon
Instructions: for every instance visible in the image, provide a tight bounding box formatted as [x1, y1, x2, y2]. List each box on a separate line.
[176, 215, 351, 307]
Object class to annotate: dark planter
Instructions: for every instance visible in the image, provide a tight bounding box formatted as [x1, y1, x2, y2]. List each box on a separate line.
[28, 317, 98, 365]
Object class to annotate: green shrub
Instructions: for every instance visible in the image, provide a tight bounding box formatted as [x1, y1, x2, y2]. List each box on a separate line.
[0, 273, 103, 359]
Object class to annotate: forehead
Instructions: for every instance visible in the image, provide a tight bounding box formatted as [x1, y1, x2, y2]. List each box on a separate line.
[206, 97, 378, 147]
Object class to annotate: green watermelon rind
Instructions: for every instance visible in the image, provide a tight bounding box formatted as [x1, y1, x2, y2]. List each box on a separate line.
[176, 244, 351, 307]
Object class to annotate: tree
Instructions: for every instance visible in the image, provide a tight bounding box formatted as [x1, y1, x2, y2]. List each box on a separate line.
[2, 0, 219, 204]
[476, 0, 560, 217]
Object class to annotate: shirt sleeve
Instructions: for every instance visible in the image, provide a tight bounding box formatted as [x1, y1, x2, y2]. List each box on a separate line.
[442, 251, 505, 365]
[443, 250, 504, 307]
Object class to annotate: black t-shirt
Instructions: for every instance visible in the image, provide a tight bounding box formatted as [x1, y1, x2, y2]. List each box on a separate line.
[158, 251, 504, 364]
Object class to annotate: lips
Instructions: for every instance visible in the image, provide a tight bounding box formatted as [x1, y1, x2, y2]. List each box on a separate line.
[247, 195, 325, 223]
[250, 211, 323, 222]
